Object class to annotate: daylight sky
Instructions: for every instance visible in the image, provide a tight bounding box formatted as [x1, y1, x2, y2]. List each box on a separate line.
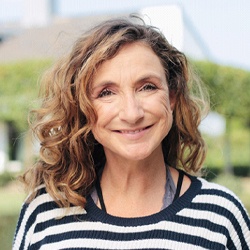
[1, 0, 250, 71]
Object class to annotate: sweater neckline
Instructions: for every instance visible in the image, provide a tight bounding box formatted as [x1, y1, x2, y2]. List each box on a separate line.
[85, 174, 201, 227]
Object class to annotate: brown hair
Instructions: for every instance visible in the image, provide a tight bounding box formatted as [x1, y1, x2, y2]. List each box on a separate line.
[22, 16, 209, 208]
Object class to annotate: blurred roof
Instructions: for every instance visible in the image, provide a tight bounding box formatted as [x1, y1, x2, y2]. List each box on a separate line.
[0, 14, 125, 63]
[0, 7, 209, 64]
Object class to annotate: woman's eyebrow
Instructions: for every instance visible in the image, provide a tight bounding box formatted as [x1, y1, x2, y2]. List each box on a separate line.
[136, 74, 166, 86]
[91, 81, 117, 91]
[91, 73, 165, 91]
[137, 74, 162, 82]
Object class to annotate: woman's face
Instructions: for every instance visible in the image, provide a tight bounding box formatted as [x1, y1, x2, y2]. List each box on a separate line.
[91, 42, 175, 162]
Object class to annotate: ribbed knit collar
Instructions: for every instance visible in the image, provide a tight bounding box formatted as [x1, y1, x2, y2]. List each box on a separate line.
[85, 174, 201, 227]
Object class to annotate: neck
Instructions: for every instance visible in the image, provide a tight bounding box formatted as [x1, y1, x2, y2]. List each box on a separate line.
[103, 147, 166, 188]
[98, 150, 167, 217]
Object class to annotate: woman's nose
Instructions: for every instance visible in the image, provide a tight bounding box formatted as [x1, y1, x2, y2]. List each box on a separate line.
[118, 94, 144, 124]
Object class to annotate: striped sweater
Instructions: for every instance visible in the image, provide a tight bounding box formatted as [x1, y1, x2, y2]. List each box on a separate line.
[13, 175, 250, 250]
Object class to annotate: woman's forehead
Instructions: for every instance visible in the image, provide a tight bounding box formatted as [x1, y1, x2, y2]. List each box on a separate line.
[91, 42, 165, 86]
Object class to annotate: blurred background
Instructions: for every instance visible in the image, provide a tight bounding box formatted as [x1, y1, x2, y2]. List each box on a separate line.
[0, 0, 250, 249]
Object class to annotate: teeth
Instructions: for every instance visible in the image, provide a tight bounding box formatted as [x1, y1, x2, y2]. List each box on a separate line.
[121, 129, 143, 134]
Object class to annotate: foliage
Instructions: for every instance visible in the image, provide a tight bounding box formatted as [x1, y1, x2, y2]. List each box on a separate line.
[203, 119, 250, 169]
[193, 61, 250, 125]
[0, 171, 15, 187]
[0, 215, 18, 250]
[193, 61, 250, 171]
[204, 166, 250, 181]
[213, 173, 243, 196]
[0, 182, 25, 250]
[0, 60, 51, 131]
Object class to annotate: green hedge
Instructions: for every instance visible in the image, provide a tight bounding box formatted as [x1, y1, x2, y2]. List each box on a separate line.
[0, 172, 15, 187]
[0, 60, 51, 131]
[0, 215, 18, 250]
[204, 165, 250, 180]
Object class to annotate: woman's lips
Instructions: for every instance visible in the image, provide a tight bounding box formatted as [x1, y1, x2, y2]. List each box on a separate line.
[116, 125, 152, 135]
[120, 128, 145, 134]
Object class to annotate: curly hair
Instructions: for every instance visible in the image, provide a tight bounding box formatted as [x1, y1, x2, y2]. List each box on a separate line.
[22, 16, 209, 208]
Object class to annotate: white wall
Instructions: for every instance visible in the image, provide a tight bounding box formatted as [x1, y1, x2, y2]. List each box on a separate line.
[140, 5, 184, 51]
[139, 4, 209, 61]
[22, 0, 53, 28]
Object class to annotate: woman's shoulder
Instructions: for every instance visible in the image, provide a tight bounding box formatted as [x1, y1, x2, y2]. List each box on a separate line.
[193, 177, 249, 218]
[22, 185, 56, 213]
[22, 185, 86, 217]
[13, 186, 86, 250]
[169, 168, 248, 216]
[198, 176, 240, 197]
[194, 176, 240, 201]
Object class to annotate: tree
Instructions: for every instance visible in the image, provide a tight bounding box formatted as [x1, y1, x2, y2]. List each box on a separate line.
[194, 61, 250, 172]
[0, 60, 51, 163]
[0, 60, 51, 131]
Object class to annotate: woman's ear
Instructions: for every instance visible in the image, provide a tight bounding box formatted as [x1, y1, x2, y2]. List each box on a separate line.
[169, 90, 176, 111]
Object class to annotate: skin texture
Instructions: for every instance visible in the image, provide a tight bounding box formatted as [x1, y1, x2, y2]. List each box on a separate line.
[90, 42, 190, 217]
[91, 42, 174, 164]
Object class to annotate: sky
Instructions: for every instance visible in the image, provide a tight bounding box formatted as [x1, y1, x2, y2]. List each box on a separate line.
[1, 0, 250, 71]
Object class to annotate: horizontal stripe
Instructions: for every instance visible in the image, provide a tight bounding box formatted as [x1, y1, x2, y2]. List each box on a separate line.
[13, 177, 250, 250]
[39, 238, 209, 250]
[31, 219, 227, 246]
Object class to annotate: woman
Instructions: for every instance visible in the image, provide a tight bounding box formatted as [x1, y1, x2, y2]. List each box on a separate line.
[13, 16, 250, 249]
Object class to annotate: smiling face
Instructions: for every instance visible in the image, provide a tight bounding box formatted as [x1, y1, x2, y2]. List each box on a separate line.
[91, 42, 175, 163]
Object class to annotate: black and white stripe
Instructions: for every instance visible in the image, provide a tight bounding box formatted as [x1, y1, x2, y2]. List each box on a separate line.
[13, 177, 250, 250]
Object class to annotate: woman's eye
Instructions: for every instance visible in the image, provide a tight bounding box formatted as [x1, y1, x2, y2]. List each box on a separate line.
[98, 88, 113, 98]
[140, 83, 157, 91]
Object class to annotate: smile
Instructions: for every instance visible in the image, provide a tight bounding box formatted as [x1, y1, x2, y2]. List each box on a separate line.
[116, 125, 152, 134]
[120, 129, 144, 134]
